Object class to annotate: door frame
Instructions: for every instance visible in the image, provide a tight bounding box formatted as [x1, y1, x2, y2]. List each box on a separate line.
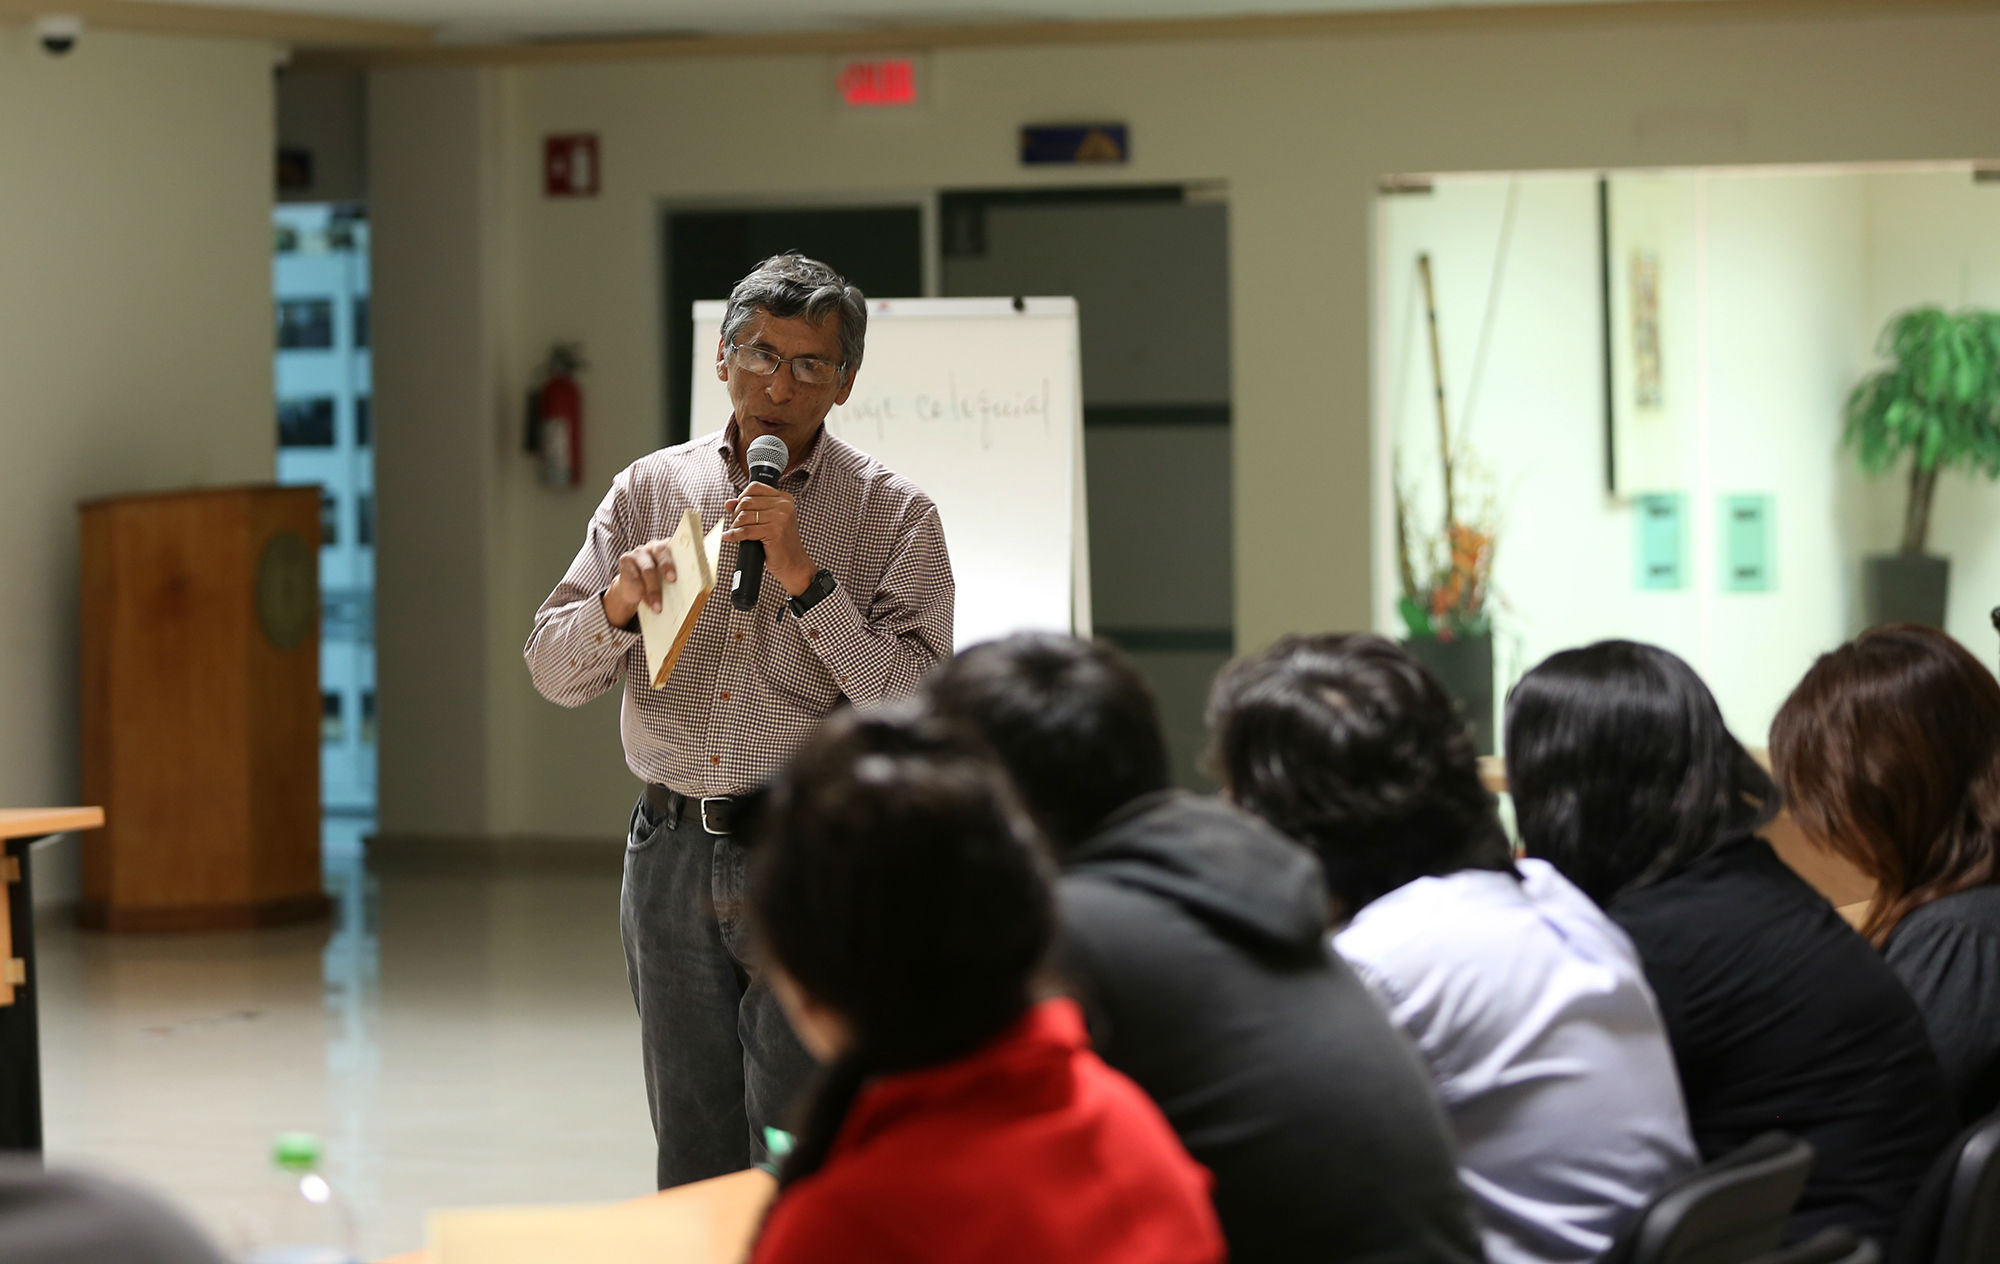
[655, 190, 940, 447]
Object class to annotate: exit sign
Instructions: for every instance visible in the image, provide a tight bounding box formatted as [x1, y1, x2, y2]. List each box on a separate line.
[838, 58, 919, 107]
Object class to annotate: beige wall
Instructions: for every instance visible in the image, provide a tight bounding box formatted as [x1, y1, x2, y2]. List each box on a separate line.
[0, 29, 275, 898]
[370, 7, 2000, 840]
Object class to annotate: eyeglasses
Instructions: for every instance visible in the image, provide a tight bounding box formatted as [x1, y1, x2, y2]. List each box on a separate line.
[726, 342, 844, 387]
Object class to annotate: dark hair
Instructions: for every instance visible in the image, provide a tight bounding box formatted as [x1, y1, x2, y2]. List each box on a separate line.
[749, 704, 1055, 1189]
[722, 253, 867, 379]
[1770, 624, 2000, 945]
[1205, 633, 1511, 917]
[1504, 640, 1777, 905]
[924, 634, 1171, 853]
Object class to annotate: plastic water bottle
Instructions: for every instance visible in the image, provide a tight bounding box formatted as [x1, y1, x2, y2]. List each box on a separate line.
[241, 1133, 358, 1264]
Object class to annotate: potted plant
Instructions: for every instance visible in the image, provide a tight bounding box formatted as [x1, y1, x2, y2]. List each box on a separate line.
[1396, 470, 1499, 753]
[1843, 306, 2000, 628]
[1395, 254, 1501, 751]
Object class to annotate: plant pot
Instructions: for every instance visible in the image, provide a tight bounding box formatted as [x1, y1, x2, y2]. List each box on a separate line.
[1863, 553, 1950, 630]
[1404, 631, 1495, 755]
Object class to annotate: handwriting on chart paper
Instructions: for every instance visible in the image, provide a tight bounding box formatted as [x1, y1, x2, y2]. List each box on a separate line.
[835, 375, 1054, 448]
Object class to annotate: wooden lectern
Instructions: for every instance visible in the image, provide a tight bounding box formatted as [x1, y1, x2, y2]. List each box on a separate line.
[78, 486, 329, 931]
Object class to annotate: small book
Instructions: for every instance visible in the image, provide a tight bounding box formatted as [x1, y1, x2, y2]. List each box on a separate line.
[636, 509, 723, 687]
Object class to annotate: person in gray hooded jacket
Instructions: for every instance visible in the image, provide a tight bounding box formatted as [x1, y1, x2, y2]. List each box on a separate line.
[925, 634, 1484, 1264]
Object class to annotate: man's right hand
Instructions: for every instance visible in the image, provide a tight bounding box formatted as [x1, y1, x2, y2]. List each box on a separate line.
[602, 539, 679, 628]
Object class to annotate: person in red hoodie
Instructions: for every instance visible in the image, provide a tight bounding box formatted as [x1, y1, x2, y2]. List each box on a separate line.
[745, 705, 1226, 1264]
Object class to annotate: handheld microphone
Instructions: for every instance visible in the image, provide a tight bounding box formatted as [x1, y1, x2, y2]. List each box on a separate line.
[733, 433, 790, 610]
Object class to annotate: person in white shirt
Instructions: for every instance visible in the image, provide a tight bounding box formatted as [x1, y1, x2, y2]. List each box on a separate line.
[1206, 633, 1698, 1264]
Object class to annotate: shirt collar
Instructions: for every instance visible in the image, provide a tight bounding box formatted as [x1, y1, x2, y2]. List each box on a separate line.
[721, 417, 829, 488]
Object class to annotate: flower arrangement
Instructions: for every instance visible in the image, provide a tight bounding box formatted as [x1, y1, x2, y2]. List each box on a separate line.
[1394, 465, 1497, 642]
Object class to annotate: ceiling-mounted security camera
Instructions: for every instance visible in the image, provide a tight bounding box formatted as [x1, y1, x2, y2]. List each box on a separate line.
[35, 15, 83, 56]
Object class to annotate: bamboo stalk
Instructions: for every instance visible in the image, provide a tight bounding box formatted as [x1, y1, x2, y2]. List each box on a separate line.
[1417, 253, 1458, 532]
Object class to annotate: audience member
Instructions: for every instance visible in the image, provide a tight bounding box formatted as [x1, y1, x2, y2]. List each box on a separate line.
[1506, 639, 1957, 1245]
[928, 634, 1484, 1264]
[744, 706, 1224, 1264]
[1771, 623, 2000, 1121]
[1208, 633, 1695, 1264]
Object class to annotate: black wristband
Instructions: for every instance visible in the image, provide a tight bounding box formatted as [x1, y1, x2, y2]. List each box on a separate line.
[605, 586, 639, 633]
[787, 568, 837, 618]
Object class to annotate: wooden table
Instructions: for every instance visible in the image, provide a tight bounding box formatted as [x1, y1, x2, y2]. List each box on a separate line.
[0, 807, 105, 1154]
[380, 1167, 775, 1264]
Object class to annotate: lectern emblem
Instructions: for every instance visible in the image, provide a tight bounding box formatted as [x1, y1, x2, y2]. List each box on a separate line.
[255, 530, 315, 651]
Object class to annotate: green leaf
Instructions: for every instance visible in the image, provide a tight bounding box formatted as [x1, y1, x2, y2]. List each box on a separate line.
[1926, 343, 1952, 398]
[1397, 598, 1434, 640]
[1884, 397, 1908, 435]
[1955, 351, 1981, 404]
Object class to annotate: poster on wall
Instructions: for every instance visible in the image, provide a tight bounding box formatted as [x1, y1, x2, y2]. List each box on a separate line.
[1602, 174, 1696, 496]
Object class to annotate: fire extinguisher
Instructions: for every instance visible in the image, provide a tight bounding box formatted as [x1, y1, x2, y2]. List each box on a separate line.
[528, 343, 586, 488]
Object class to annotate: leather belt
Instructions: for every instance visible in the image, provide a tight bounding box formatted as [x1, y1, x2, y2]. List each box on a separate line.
[646, 784, 738, 836]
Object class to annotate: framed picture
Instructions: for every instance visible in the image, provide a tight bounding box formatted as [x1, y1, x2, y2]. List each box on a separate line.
[1601, 174, 1695, 496]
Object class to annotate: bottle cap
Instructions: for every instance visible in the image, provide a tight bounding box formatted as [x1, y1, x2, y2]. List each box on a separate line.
[274, 1132, 322, 1172]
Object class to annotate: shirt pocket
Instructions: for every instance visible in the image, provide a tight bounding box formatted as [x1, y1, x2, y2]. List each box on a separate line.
[760, 615, 842, 712]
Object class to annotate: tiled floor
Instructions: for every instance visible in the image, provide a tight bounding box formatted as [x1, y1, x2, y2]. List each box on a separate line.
[37, 850, 658, 1259]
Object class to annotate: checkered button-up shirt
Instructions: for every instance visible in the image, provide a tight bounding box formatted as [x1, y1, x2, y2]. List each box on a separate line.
[525, 421, 954, 797]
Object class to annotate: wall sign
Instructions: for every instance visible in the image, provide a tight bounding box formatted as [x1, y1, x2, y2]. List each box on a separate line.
[838, 58, 919, 107]
[1021, 124, 1129, 166]
[1635, 493, 1686, 590]
[1721, 494, 1774, 592]
[544, 134, 600, 198]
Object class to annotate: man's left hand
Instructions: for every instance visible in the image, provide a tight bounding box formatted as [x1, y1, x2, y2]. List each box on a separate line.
[724, 483, 816, 596]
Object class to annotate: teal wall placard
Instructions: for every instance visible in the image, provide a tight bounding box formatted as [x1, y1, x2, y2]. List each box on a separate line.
[1722, 494, 1774, 592]
[1636, 493, 1686, 590]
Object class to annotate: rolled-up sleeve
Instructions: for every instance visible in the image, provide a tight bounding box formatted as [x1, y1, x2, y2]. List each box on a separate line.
[525, 472, 647, 708]
[796, 498, 953, 706]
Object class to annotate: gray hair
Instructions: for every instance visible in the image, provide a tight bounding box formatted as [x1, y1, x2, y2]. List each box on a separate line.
[721, 253, 867, 379]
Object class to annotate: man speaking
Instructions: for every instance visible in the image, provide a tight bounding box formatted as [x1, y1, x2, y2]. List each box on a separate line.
[525, 255, 954, 1187]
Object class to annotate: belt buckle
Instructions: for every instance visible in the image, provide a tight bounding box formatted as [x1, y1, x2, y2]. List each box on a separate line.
[699, 796, 731, 835]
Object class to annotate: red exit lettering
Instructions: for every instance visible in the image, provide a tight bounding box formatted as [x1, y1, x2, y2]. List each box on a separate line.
[838, 59, 918, 108]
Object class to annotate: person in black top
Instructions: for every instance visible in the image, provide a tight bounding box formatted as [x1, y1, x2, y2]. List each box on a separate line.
[1771, 623, 2000, 1122]
[925, 634, 1485, 1264]
[1504, 640, 1956, 1247]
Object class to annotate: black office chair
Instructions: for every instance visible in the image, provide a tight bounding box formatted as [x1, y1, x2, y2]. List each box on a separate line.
[1751, 1229, 1880, 1264]
[1894, 1111, 2000, 1264]
[1602, 1132, 1816, 1264]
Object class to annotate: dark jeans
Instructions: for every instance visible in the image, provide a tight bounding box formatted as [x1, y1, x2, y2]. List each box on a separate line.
[620, 791, 816, 1189]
